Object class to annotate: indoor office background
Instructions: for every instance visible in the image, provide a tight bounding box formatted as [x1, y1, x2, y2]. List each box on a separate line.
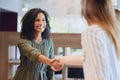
[0, 0, 119, 33]
[0, 0, 120, 80]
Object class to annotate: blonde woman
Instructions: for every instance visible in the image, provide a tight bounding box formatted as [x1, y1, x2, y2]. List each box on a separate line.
[52, 0, 120, 80]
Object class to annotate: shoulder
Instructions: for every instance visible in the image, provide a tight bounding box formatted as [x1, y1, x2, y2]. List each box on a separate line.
[44, 38, 53, 43]
[83, 25, 101, 34]
[82, 25, 105, 39]
[43, 38, 54, 46]
[17, 38, 32, 45]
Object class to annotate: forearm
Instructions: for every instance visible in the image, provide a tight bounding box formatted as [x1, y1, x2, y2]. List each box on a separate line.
[38, 54, 51, 66]
[57, 54, 84, 65]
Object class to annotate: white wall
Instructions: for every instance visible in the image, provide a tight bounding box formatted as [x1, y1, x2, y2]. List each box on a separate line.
[0, 0, 81, 17]
[117, 0, 120, 9]
[0, 0, 20, 13]
[0, 0, 119, 16]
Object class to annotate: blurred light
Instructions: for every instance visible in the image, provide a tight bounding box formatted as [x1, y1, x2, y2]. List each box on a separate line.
[22, 3, 29, 12]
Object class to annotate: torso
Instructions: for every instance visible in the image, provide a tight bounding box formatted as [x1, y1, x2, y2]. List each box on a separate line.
[82, 25, 119, 80]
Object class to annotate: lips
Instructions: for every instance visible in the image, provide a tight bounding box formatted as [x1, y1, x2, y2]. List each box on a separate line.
[34, 25, 45, 32]
[36, 26, 42, 29]
[38, 27, 42, 29]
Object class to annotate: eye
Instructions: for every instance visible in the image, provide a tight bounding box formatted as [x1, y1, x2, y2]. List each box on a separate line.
[35, 19, 40, 21]
[42, 19, 46, 22]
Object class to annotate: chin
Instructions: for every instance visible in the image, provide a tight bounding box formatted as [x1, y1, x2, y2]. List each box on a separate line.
[38, 30, 44, 32]
[35, 29, 44, 33]
[38, 31, 42, 33]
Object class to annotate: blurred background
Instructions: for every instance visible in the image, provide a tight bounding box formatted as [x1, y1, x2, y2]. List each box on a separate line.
[0, 0, 119, 33]
[0, 0, 120, 80]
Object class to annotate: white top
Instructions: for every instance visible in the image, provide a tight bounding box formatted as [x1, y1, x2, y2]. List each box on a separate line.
[82, 25, 120, 80]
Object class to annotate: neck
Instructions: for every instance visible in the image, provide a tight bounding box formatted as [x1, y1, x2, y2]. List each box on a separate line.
[34, 32, 42, 43]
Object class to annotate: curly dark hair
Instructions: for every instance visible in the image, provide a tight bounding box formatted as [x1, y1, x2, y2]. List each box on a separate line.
[20, 8, 51, 40]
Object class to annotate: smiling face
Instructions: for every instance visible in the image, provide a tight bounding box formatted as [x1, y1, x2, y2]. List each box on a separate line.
[34, 12, 46, 33]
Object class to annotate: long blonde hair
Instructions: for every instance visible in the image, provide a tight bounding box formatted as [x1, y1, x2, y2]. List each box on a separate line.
[81, 0, 120, 58]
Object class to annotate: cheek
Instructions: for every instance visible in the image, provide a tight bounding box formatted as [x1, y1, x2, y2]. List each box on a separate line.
[42, 27, 46, 31]
[43, 23, 46, 29]
[44, 22, 47, 27]
[34, 27, 37, 31]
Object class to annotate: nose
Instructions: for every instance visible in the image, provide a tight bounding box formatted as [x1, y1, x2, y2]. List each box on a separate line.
[39, 20, 42, 24]
[38, 20, 43, 25]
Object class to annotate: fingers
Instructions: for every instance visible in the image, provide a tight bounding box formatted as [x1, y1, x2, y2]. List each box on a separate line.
[50, 59, 64, 71]
[50, 57, 65, 71]
[52, 61, 61, 68]
[51, 58, 60, 64]
[51, 66, 59, 71]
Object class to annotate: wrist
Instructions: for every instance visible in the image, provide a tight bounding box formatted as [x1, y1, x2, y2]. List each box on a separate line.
[38, 54, 51, 66]
[46, 59, 52, 66]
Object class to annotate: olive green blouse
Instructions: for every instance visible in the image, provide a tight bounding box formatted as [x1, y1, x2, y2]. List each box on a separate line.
[13, 38, 55, 80]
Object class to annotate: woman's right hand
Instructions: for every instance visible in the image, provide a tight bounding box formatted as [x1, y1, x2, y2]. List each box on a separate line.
[50, 58, 64, 71]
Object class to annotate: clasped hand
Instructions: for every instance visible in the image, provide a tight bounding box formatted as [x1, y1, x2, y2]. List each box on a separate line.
[50, 58, 63, 71]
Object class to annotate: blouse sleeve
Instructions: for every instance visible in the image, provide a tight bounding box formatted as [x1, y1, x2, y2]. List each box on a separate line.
[47, 38, 55, 80]
[18, 39, 40, 62]
[49, 38, 55, 59]
[82, 27, 111, 80]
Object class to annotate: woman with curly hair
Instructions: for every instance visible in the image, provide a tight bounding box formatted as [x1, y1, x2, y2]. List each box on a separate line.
[13, 8, 61, 80]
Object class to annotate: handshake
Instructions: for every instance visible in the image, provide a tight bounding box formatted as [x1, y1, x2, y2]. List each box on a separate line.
[50, 57, 64, 71]
[48, 54, 83, 71]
